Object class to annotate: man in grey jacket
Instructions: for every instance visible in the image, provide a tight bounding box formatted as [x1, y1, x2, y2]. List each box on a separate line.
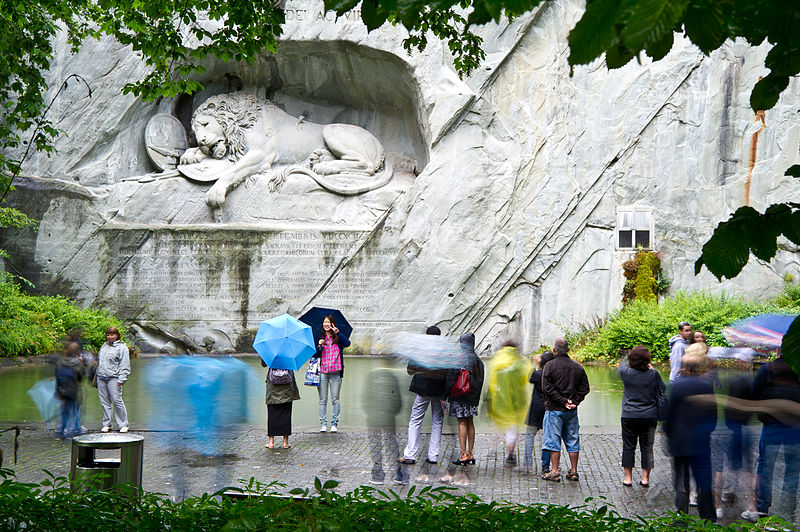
[96, 326, 131, 432]
[668, 321, 692, 382]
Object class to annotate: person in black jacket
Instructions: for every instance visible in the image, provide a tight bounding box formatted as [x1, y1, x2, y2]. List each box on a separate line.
[665, 351, 717, 522]
[397, 326, 446, 467]
[518, 351, 555, 474]
[443, 333, 485, 467]
[618, 345, 665, 487]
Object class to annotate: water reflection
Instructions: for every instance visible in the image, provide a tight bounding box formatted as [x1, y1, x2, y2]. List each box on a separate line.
[1, 357, 629, 431]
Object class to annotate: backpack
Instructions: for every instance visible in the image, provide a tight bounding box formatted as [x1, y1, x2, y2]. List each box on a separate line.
[269, 368, 293, 385]
[56, 363, 80, 399]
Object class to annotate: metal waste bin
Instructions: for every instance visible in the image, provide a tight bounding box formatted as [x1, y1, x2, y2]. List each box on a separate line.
[70, 433, 144, 492]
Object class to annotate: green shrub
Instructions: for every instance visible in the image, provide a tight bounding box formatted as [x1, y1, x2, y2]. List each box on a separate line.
[570, 291, 800, 363]
[0, 469, 784, 531]
[0, 275, 126, 357]
[773, 273, 800, 308]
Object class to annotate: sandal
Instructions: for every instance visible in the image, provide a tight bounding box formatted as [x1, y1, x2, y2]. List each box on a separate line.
[566, 471, 579, 481]
[541, 470, 561, 482]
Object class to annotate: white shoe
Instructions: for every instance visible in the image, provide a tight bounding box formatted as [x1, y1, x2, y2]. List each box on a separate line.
[100, 426, 110, 433]
[740, 510, 765, 522]
[320, 425, 327, 432]
[120, 426, 129, 433]
[330, 425, 338, 433]
[716, 508, 723, 519]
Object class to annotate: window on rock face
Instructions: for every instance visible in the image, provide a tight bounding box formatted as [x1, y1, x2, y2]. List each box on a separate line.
[616, 206, 653, 250]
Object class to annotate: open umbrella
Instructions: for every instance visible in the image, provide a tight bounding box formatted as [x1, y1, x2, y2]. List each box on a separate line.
[253, 314, 316, 370]
[723, 313, 798, 353]
[390, 333, 471, 370]
[27, 378, 58, 424]
[298, 307, 353, 340]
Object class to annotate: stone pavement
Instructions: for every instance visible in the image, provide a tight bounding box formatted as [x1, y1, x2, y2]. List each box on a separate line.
[0, 422, 771, 525]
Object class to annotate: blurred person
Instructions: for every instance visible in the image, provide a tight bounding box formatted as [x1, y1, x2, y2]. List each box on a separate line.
[721, 353, 755, 506]
[741, 350, 800, 523]
[444, 333, 484, 468]
[262, 361, 300, 449]
[665, 351, 717, 522]
[541, 338, 590, 482]
[618, 345, 665, 487]
[518, 351, 555, 474]
[54, 341, 85, 439]
[669, 321, 692, 382]
[314, 314, 351, 433]
[397, 325, 446, 467]
[96, 326, 130, 433]
[363, 359, 401, 485]
[486, 340, 531, 467]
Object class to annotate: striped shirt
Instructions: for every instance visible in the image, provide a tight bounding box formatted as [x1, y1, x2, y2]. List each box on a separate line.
[320, 337, 342, 373]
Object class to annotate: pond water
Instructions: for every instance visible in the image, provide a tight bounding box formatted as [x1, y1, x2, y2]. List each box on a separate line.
[0, 356, 631, 431]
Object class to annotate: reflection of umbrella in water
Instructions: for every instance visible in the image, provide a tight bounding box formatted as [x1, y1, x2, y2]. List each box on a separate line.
[390, 333, 470, 370]
[253, 314, 316, 370]
[27, 378, 58, 424]
[298, 307, 353, 340]
[723, 313, 798, 353]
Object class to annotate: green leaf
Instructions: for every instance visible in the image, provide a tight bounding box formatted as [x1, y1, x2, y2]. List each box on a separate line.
[694, 206, 758, 279]
[682, 0, 728, 54]
[785, 164, 800, 177]
[781, 317, 800, 376]
[568, 0, 624, 66]
[361, 0, 388, 30]
[622, 0, 688, 55]
[750, 74, 790, 111]
[322, 479, 339, 490]
[644, 29, 674, 61]
[605, 40, 636, 69]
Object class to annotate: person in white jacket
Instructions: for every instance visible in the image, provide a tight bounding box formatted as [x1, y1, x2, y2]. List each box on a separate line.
[96, 327, 131, 432]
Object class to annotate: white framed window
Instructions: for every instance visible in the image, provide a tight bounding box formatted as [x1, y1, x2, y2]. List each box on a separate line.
[616, 206, 654, 250]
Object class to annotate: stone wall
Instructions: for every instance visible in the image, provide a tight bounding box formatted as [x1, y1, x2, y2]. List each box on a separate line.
[3, 0, 800, 354]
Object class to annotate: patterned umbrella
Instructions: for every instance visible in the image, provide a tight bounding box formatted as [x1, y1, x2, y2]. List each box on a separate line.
[253, 314, 316, 370]
[723, 313, 798, 353]
[390, 333, 470, 370]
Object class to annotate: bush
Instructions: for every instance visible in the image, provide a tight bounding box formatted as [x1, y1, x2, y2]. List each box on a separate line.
[570, 291, 800, 363]
[773, 273, 800, 308]
[0, 469, 786, 531]
[0, 275, 126, 357]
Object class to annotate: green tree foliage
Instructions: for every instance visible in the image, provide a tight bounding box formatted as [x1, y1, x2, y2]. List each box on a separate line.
[569, 291, 800, 363]
[622, 249, 666, 304]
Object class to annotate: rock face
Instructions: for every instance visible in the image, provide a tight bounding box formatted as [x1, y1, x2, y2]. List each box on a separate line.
[3, 0, 800, 354]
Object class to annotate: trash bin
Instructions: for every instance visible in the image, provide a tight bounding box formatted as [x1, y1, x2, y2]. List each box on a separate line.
[70, 433, 144, 492]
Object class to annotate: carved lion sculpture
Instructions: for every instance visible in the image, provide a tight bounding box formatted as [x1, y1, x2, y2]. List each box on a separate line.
[178, 92, 393, 208]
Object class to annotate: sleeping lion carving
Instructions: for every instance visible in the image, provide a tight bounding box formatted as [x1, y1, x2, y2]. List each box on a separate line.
[178, 92, 393, 208]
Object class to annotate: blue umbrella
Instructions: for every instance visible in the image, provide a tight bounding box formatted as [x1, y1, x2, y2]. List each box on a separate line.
[723, 313, 798, 353]
[253, 314, 316, 370]
[298, 307, 353, 341]
[27, 378, 58, 424]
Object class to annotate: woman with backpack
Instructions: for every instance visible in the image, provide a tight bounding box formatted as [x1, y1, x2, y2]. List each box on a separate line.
[314, 314, 351, 433]
[262, 359, 300, 449]
[444, 333, 485, 468]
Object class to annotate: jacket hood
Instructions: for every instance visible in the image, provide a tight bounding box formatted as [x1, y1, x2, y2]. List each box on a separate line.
[459, 333, 475, 349]
[668, 335, 688, 349]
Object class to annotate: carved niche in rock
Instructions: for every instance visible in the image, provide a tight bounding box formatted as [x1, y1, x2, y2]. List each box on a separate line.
[175, 92, 394, 207]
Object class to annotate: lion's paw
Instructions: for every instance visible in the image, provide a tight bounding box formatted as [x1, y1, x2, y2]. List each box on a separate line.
[180, 147, 207, 165]
[205, 184, 227, 208]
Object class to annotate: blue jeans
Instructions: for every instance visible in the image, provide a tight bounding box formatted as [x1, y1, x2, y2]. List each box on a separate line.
[59, 398, 80, 437]
[755, 424, 800, 515]
[542, 410, 580, 453]
[523, 426, 550, 471]
[318, 372, 342, 426]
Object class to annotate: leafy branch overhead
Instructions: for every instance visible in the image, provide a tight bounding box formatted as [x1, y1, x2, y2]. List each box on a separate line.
[331, 0, 799, 112]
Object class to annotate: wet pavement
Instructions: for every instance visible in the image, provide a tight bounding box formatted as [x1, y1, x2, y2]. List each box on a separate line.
[0, 421, 783, 526]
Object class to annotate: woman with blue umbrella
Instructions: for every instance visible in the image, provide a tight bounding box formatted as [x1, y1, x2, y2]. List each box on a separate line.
[314, 314, 351, 433]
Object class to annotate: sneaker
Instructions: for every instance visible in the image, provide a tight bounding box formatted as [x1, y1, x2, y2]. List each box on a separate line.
[330, 425, 338, 433]
[689, 491, 698, 507]
[320, 425, 327, 432]
[369, 477, 385, 485]
[100, 426, 110, 433]
[393, 475, 408, 485]
[716, 508, 723, 520]
[740, 510, 766, 522]
[119, 426, 129, 433]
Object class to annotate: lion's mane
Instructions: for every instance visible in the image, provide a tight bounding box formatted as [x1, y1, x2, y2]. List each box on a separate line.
[191, 93, 262, 162]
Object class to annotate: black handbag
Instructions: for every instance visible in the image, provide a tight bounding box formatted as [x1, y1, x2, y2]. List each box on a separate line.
[656, 388, 670, 422]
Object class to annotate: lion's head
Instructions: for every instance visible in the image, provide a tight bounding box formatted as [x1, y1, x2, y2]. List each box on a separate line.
[190, 93, 261, 162]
